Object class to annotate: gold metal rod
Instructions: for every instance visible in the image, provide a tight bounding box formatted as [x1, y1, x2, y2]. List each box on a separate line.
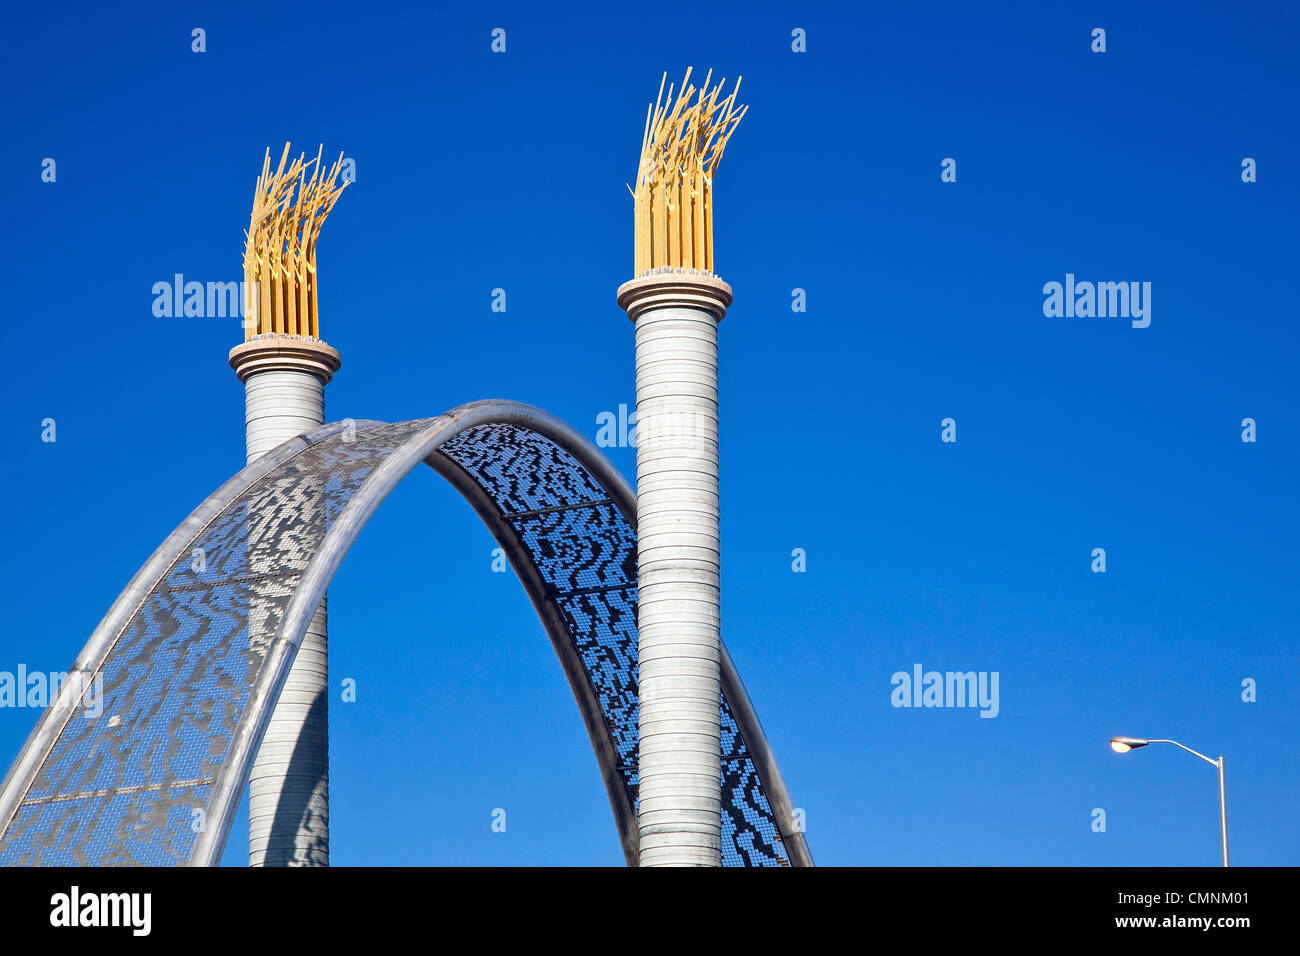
[630, 70, 743, 276]
[242, 142, 348, 340]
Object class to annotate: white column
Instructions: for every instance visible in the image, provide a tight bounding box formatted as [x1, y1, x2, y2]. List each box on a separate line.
[230, 336, 340, 867]
[617, 270, 732, 867]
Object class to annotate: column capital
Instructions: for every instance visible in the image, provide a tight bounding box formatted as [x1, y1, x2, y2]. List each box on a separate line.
[617, 269, 733, 324]
[229, 334, 342, 384]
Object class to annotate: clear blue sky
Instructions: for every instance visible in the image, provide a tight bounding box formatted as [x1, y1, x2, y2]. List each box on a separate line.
[1, 1, 1296, 866]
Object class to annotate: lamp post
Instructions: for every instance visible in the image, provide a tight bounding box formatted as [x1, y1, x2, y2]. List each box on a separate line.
[1109, 736, 1229, 867]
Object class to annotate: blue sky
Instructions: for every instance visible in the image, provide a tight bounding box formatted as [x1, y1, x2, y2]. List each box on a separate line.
[1, 0, 1297, 866]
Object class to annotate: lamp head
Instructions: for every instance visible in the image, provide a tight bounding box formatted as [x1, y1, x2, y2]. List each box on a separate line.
[1110, 736, 1150, 754]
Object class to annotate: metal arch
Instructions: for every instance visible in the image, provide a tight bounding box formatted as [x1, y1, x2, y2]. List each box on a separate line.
[434, 413, 812, 868]
[430, 407, 813, 868]
[0, 400, 811, 867]
[192, 399, 811, 866]
[427, 450, 642, 863]
[0, 419, 379, 846]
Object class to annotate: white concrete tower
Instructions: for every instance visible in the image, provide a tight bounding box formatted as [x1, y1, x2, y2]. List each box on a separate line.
[230, 144, 349, 866]
[229, 337, 339, 866]
[618, 69, 746, 867]
[618, 271, 731, 867]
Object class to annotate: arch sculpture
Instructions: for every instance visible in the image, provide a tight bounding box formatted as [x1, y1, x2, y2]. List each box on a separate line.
[0, 401, 812, 867]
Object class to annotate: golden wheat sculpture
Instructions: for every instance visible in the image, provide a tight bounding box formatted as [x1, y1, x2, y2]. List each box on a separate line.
[631, 68, 746, 277]
[242, 143, 348, 340]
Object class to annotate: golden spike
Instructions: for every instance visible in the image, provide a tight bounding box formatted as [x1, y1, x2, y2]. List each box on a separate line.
[241, 142, 349, 341]
[630, 69, 744, 274]
[240, 143, 345, 343]
[691, 165, 704, 268]
[294, 146, 324, 335]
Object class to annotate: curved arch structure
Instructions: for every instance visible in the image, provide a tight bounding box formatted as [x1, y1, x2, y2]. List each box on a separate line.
[0, 401, 812, 867]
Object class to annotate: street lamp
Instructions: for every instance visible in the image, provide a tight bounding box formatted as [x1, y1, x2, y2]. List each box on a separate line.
[1109, 736, 1229, 866]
